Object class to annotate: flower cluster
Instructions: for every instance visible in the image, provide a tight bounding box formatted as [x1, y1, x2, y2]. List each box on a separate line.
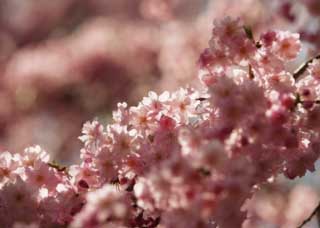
[1, 17, 320, 228]
[3, 0, 320, 167]
[0, 1, 207, 162]
[0, 146, 84, 227]
[277, 0, 320, 49]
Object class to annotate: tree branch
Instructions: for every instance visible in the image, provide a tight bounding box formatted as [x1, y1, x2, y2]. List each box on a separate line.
[297, 201, 320, 228]
[293, 54, 320, 80]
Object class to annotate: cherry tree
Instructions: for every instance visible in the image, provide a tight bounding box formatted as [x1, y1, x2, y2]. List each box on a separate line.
[1, 16, 320, 228]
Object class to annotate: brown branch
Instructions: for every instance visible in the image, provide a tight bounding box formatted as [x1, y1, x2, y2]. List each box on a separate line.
[243, 26, 255, 42]
[47, 161, 67, 172]
[293, 54, 320, 80]
[248, 64, 255, 79]
[297, 201, 320, 228]
[243, 26, 261, 48]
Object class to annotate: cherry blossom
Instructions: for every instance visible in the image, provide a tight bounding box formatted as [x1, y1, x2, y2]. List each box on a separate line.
[0, 16, 320, 228]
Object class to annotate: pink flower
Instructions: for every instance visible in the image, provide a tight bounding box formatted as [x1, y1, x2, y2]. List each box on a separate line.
[79, 120, 105, 148]
[0, 152, 20, 183]
[25, 162, 61, 192]
[130, 104, 155, 132]
[141, 91, 170, 117]
[21, 145, 50, 168]
[296, 75, 320, 101]
[113, 102, 130, 125]
[254, 49, 285, 74]
[108, 125, 138, 155]
[70, 184, 131, 228]
[93, 146, 119, 183]
[260, 30, 277, 47]
[69, 164, 100, 190]
[211, 17, 244, 44]
[308, 59, 320, 79]
[271, 31, 301, 61]
[39, 186, 84, 225]
[0, 177, 38, 227]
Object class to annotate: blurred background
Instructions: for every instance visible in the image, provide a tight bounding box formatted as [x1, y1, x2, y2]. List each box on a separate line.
[0, 1, 320, 226]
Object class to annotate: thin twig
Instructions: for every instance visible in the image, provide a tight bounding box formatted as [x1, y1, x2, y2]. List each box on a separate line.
[293, 54, 320, 80]
[243, 26, 255, 43]
[243, 26, 261, 48]
[297, 201, 320, 228]
[316, 207, 320, 227]
[248, 64, 255, 79]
